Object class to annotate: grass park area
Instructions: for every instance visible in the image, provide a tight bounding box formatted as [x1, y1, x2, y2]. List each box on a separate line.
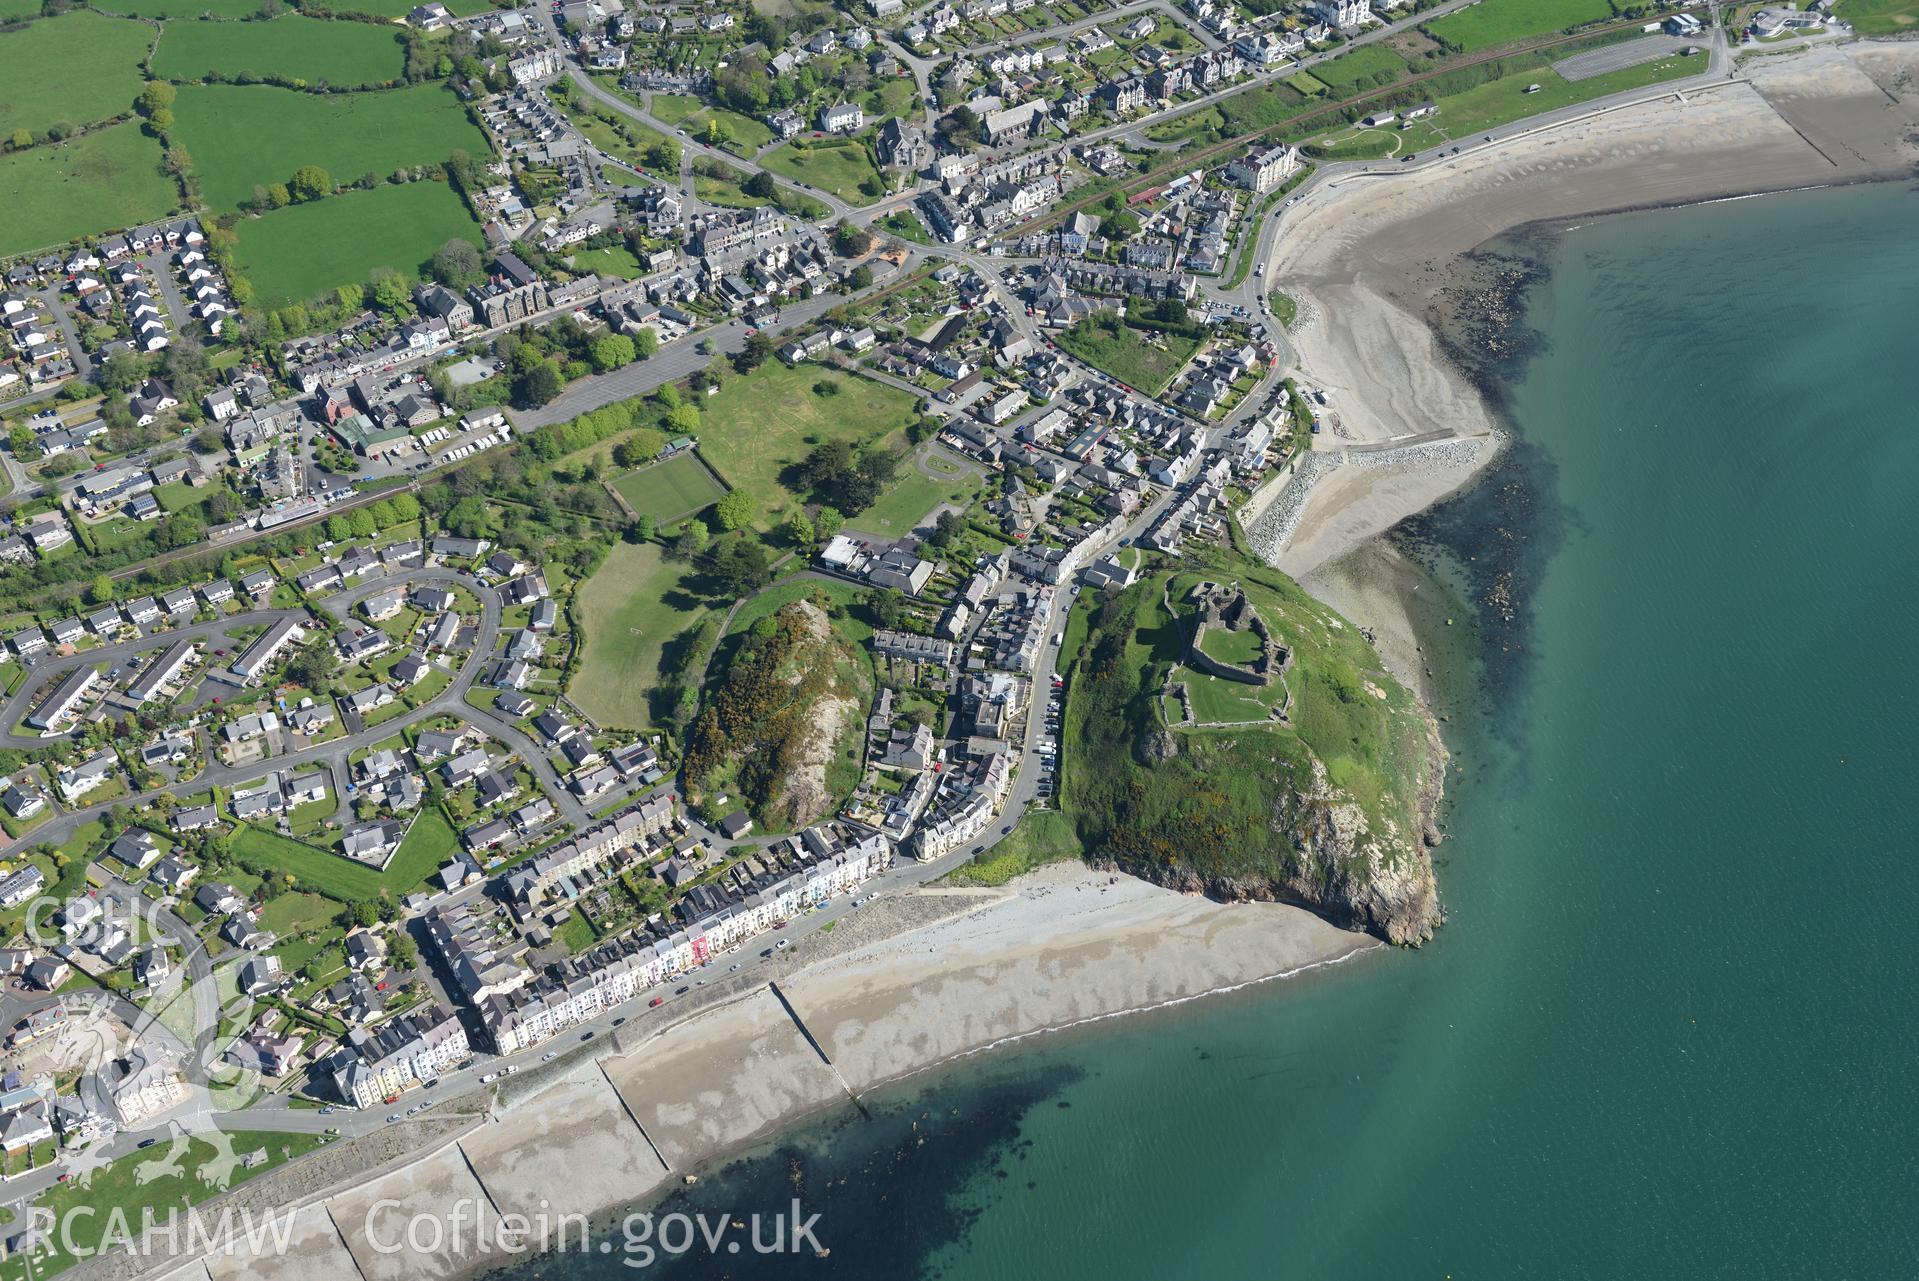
[151, 14, 408, 86]
[1055, 312, 1201, 397]
[1306, 117, 1447, 160]
[696, 364, 919, 519]
[568, 245, 646, 278]
[572, 540, 699, 730]
[1836, 0, 1919, 32]
[172, 81, 489, 211]
[233, 179, 482, 308]
[613, 451, 729, 522]
[0, 122, 179, 258]
[760, 136, 884, 201]
[15, 1132, 328, 1280]
[1423, 0, 1617, 52]
[648, 92, 774, 153]
[0, 10, 154, 139]
[1429, 53, 1697, 135]
[852, 448, 983, 536]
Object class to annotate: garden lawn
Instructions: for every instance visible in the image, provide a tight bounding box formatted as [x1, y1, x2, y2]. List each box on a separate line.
[228, 825, 386, 899]
[385, 805, 457, 891]
[0, 123, 179, 258]
[613, 451, 728, 522]
[760, 136, 883, 201]
[151, 14, 407, 86]
[1308, 42, 1409, 93]
[1055, 313, 1201, 396]
[695, 364, 919, 514]
[234, 179, 482, 308]
[0, 10, 154, 138]
[572, 540, 704, 730]
[172, 81, 488, 212]
[1423, 0, 1616, 51]
[568, 245, 646, 279]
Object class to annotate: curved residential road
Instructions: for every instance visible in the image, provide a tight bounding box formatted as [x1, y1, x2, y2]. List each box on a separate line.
[0, 608, 305, 748]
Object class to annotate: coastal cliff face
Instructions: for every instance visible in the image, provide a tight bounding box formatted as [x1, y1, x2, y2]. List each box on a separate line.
[1071, 551, 1445, 944]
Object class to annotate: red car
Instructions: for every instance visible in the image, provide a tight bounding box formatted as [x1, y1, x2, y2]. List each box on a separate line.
[649, 996, 665, 1008]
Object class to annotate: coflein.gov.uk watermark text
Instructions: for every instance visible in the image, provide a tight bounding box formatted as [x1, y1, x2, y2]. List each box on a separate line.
[14, 1200, 827, 1269]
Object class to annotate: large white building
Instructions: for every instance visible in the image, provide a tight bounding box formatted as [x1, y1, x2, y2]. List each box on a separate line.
[1224, 143, 1300, 194]
[1313, 0, 1371, 28]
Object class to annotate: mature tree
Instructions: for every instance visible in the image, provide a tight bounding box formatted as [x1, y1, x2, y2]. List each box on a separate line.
[368, 270, 411, 316]
[590, 333, 635, 372]
[799, 438, 855, 488]
[516, 360, 565, 407]
[699, 537, 769, 596]
[927, 509, 965, 549]
[733, 331, 775, 373]
[867, 587, 905, 630]
[670, 521, 708, 561]
[782, 508, 815, 547]
[288, 164, 332, 202]
[137, 81, 176, 116]
[665, 403, 701, 435]
[713, 488, 755, 532]
[813, 505, 844, 541]
[87, 574, 115, 605]
[644, 137, 680, 171]
[96, 349, 143, 393]
[743, 169, 777, 200]
[429, 237, 484, 289]
[832, 220, 873, 257]
[847, 264, 874, 291]
[633, 327, 659, 358]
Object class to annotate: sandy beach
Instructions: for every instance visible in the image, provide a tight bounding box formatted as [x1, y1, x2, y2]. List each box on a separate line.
[1257, 41, 1919, 578]
[101, 866, 1372, 1281]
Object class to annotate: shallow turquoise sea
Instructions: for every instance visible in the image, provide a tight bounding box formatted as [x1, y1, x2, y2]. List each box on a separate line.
[536, 181, 1919, 1279]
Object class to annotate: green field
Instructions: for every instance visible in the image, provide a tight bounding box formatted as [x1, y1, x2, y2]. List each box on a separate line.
[647, 92, 774, 153]
[1424, 0, 1617, 51]
[97, 0, 275, 16]
[572, 540, 704, 730]
[613, 451, 729, 521]
[0, 10, 154, 138]
[1197, 622, 1264, 667]
[760, 136, 883, 201]
[327, 0, 495, 14]
[1308, 42, 1409, 94]
[1431, 53, 1697, 135]
[151, 14, 407, 85]
[229, 825, 385, 898]
[1055, 313, 1201, 396]
[0, 122, 180, 257]
[1306, 118, 1447, 160]
[172, 81, 489, 211]
[0, 0, 43, 18]
[234, 179, 482, 307]
[697, 364, 919, 518]
[1837, 0, 1919, 34]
